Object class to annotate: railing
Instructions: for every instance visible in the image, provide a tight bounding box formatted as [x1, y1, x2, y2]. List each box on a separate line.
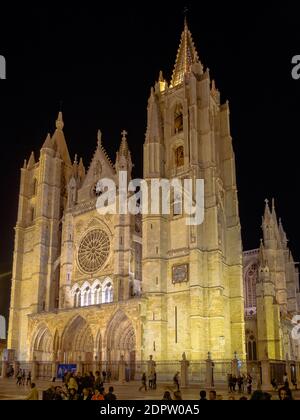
[2, 359, 297, 387]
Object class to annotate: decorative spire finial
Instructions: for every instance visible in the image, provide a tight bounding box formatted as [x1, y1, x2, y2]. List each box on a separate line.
[97, 129, 102, 148]
[272, 197, 275, 210]
[121, 129, 128, 141]
[171, 15, 200, 87]
[183, 6, 189, 25]
[56, 111, 64, 130]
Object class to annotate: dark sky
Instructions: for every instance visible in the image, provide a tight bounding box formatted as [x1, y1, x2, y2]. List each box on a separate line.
[0, 1, 300, 272]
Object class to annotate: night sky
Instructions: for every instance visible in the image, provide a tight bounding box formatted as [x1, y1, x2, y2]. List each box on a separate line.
[0, 2, 300, 275]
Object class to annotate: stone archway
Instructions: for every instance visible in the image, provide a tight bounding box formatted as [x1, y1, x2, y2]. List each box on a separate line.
[61, 315, 94, 363]
[32, 325, 53, 361]
[105, 310, 136, 379]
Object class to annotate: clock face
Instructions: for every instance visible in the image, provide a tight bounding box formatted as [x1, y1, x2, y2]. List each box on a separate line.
[77, 229, 110, 274]
[172, 264, 189, 284]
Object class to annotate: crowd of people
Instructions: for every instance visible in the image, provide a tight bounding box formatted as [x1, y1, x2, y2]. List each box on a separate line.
[42, 370, 117, 400]
[10, 367, 297, 400]
[227, 374, 253, 394]
[16, 369, 32, 387]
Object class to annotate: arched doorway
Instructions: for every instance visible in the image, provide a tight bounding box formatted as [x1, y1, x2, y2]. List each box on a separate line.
[32, 325, 53, 361]
[61, 316, 94, 365]
[105, 311, 136, 380]
[32, 325, 53, 380]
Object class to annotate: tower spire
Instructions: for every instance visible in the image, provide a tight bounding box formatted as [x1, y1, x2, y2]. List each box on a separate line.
[263, 198, 272, 221]
[52, 111, 71, 165]
[119, 129, 129, 157]
[116, 129, 132, 176]
[56, 111, 64, 130]
[171, 18, 202, 87]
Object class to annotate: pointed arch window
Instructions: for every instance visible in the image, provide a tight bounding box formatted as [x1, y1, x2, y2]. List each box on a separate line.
[29, 207, 35, 223]
[31, 178, 38, 196]
[95, 284, 102, 305]
[244, 264, 258, 310]
[248, 341, 253, 361]
[253, 341, 257, 361]
[103, 282, 113, 303]
[247, 337, 257, 361]
[83, 287, 92, 307]
[172, 190, 183, 217]
[175, 146, 184, 168]
[174, 104, 183, 133]
[74, 289, 81, 308]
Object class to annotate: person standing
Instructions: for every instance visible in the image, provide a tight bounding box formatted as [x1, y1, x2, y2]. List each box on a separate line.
[26, 371, 32, 387]
[237, 375, 243, 393]
[68, 373, 78, 392]
[102, 370, 107, 383]
[139, 372, 147, 392]
[16, 369, 22, 386]
[228, 374, 233, 393]
[173, 372, 180, 391]
[209, 390, 217, 401]
[247, 374, 253, 395]
[153, 370, 157, 390]
[95, 371, 103, 391]
[242, 374, 247, 393]
[162, 391, 172, 400]
[232, 375, 237, 392]
[105, 386, 117, 401]
[283, 372, 289, 388]
[199, 390, 207, 400]
[173, 391, 182, 400]
[148, 371, 154, 389]
[21, 370, 26, 386]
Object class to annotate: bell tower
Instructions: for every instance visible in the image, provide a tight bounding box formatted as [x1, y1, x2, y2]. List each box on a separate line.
[142, 20, 246, 361]
[7, 112, 72, 360]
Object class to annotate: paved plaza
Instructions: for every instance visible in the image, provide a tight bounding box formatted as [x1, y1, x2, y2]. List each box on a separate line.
[1, 377, 299, 400]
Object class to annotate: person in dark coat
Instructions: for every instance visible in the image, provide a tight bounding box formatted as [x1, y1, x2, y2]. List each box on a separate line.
[105, 386, 117, 401]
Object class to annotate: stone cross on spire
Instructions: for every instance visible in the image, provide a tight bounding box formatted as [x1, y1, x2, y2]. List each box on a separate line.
[121, 129, 128, 140]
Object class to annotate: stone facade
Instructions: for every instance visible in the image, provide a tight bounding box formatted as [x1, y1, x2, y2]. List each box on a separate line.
[243, 201, 300, 368]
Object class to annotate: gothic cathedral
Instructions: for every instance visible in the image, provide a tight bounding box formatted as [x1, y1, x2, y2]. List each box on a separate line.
[6, 21, 300, 382]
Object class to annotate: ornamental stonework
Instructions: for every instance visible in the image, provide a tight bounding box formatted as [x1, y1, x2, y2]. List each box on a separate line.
[77, 229, 110, 274]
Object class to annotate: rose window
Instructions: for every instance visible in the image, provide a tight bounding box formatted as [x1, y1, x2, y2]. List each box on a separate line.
[78, 229, 110, 273]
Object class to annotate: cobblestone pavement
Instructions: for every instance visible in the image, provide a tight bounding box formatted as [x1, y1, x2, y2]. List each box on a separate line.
[0, 378, 299, 400]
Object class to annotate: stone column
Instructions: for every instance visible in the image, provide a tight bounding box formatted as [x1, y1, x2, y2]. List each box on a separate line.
[296, 362, 300, 386]
[31, 358, 38, 382]
[1, 360, 8, 379]
[286, 361, 292, 386]
[180, 353, 189, 388]
[118, 355, 126, 384]
[51, 362, 58, 380]
[261, 360, 271, 391]
[205, 353, 214, 389]
[77, 356, 83, 375]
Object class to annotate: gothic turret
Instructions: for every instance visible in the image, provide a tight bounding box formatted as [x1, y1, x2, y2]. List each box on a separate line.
[170, 18, 203, 87]
[262, 199, 277, 249]
[115, 130, 132, 177]
[51, 112, 71, 165]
